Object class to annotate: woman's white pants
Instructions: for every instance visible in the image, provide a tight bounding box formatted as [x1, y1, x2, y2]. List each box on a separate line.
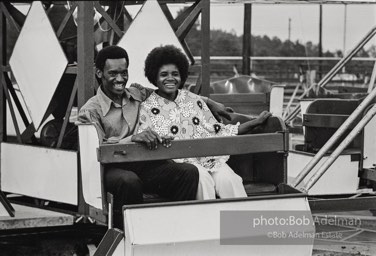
[194, 163, 247, 200]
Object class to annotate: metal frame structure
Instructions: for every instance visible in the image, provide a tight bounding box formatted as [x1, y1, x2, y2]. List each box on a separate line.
[0, 0, 212, 225]
[0, 0, 211, 148]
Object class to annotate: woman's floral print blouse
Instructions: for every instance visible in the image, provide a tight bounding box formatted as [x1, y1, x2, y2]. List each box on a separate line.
[138, 89, 239, 170]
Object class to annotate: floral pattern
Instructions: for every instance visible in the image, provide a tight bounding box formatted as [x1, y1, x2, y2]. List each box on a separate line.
[151, 108, 160, 115]
[170, 125, 179, 134]
[138, 90, 239, 169]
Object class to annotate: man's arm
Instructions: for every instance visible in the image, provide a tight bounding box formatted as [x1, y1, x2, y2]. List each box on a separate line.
[201, 96, 234, 122]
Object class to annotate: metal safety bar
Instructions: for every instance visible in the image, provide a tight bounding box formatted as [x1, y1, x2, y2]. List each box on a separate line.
[284, 26, 376, 123]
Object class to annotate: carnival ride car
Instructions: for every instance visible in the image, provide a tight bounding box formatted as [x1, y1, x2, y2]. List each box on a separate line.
[0, 0, 376, 255]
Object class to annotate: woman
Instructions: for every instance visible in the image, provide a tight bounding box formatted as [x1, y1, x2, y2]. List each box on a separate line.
[138, 45, 271, 200]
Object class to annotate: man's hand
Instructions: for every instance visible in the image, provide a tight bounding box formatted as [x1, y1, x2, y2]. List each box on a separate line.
[206, 98, 234, 121]
[256, 111, 272, 125]
[131, 128, 162, 150]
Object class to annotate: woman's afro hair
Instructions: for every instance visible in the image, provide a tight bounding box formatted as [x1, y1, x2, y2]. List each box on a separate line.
[144, 45, 189, 88]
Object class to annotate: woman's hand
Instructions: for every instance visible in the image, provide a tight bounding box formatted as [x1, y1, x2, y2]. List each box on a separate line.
[131, 128, 162, 150]
[161, 136, 174, 148]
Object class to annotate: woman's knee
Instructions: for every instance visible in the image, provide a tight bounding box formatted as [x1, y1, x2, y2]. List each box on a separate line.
[213, 169, 243, 187]
[198, 169, 215, 186]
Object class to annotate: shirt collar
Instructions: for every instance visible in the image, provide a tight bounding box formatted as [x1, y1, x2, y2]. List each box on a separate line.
[97, 86, 143, 116]
[97, 87, 112, 116]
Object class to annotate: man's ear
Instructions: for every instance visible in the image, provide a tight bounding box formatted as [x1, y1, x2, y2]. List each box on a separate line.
[96, 69, 103, 79]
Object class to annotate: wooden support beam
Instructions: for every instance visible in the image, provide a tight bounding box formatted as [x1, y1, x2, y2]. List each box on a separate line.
[0, 10, 5, 142]
[3, 73, 36, 142]
[1, 76, 21, 143]
[175, 1, 202, 41]
[318, 5, 322, 79]
[200, 0, 210, 97]
[242, 4, 252, 75]
[0, 2, 20, 33]
[172, 0, 199, 30]
[56, 78, 77, 148]
[56, 2, 77, 38]
[77, 2, 95, 109]
[122, 6, 133, 34]
[181, 40, 195, 64]
[77, 2, 95, 218]
[193, 68, 202, 94]
[108, 1, 125, 44]
[160, 3, 174, 24]
[0, 191, 14, 217]
[94, 2, 123, 38]
[3, 74, 32, 130]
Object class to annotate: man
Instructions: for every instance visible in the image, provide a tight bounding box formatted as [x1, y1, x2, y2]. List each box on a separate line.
[78, 46, 231, 227]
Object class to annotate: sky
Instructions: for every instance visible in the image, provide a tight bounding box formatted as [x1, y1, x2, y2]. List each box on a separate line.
[128, 2, 376, 54]
[208, 3, 376, 53]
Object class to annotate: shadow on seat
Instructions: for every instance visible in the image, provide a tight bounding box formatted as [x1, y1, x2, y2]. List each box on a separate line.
[225, 114, 287, 195]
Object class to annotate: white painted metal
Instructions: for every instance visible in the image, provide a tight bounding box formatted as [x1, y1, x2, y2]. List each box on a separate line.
[0, 143, 77, 205]
[288, 151, 359, 195]
[9, 1, 68, 130]
[123, 197, 314, 255]
[78, 124, 103, 209]
[0, 204, 10, 217]
[363, 106, 376, 169]
[269, 85, 285, 117]
[117, 0, 188, 89]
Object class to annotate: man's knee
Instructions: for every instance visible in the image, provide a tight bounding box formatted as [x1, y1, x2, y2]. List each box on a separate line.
[178, 163, 199, 181]
[106, 169, 143, 205]
[116, 171, 142, 193]
[106, 168, 142, 193]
